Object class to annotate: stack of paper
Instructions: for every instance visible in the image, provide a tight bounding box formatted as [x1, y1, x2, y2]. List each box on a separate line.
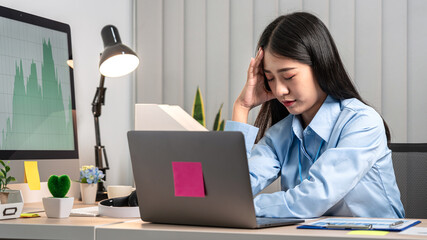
[135, 104, 208, 131]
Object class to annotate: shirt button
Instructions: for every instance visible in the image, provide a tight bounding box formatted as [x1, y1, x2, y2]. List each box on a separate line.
[306, 130, 311, 135]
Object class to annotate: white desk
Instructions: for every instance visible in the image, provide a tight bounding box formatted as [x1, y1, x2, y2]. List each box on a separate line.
[96, 219, 427, 240]
[1, 202, 425, 240]
[0, 202, 137, 240]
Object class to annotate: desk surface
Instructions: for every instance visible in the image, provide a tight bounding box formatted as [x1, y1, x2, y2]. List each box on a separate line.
[0, 202, 137, 240]
[96, 219, 427, 240]
[0, 202, 425, 240]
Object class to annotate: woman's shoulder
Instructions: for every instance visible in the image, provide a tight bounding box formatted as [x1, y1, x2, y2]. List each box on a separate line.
[333, 98, 388, 150]
[340, 98, 381, 119]
[339, 98, 384, 130]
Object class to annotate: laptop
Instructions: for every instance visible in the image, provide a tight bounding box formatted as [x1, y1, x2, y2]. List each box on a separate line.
[127, 130, 304, 228]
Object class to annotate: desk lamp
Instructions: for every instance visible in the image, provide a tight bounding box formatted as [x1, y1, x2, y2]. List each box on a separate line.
[92, 25, 139, 200]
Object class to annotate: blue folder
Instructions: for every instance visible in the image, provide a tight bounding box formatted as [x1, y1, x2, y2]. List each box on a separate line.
[297, 218, 421, 231]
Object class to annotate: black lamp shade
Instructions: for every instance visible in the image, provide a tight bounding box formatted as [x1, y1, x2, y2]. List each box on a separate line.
[99, 25, 139, 77]
[101, 25, 122, 47]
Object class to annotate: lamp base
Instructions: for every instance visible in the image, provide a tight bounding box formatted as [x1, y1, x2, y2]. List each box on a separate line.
[96, 181, 108, 201]
[96, 191, 108, 202]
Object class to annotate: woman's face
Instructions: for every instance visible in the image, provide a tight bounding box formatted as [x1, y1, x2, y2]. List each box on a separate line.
[263, 50, 327, 127]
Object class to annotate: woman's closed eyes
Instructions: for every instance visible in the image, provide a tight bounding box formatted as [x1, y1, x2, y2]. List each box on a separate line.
[265, 74, 296, 82]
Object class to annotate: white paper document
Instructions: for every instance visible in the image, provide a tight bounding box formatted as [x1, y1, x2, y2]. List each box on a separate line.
[399, 227, 427, 236]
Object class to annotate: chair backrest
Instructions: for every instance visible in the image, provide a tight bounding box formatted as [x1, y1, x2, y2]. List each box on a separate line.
[389, 143, 427, 219]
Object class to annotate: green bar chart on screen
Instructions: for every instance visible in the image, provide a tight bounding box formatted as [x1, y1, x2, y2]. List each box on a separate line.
[0, 18, 74, 151]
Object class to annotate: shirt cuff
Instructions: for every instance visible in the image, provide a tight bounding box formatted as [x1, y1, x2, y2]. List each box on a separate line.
[224, 120, 259, 154]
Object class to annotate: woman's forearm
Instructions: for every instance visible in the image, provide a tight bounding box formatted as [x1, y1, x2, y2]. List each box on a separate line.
[232, 101, 251, 124]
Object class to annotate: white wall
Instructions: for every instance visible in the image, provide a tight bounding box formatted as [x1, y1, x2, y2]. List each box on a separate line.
[136, 0, 427, 143]
[0, 0, 135, 186]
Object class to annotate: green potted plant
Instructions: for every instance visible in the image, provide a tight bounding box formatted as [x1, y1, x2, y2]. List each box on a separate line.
[0, 160, 16, 204]
[192, 87, 225, 131]
[42, 174, 74, 218]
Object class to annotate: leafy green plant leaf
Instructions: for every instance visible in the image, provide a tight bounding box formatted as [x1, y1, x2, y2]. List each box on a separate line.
[0, 160, 5, 167]
[192, 86, 206, 127]
[6, 176, 13, 185]
[213, 104, 223, 131]
[219, 120, 225, 131]
[5, 166, 10, 173]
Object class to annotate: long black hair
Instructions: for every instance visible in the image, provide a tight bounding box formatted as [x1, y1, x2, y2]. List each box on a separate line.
[254, 12, 390, 142]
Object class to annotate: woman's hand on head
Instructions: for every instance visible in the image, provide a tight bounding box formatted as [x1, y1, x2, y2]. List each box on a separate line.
[232, 48, 275, 123]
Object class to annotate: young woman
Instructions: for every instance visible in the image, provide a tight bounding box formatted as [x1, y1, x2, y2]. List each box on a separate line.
[225, 12, 404, 218]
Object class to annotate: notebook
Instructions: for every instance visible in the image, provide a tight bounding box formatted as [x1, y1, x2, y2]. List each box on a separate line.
[127, 130, 304, 229]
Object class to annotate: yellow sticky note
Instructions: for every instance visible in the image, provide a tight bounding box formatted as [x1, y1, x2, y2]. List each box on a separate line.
[24, 161, 41, 190]
[20, 213, 40, 218]
[348, 230, 389, 236]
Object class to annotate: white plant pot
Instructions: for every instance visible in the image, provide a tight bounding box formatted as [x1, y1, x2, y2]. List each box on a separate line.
[42, 197, 74, 218]
[80, 183, 97, 204]
[0, 190, 24, 220]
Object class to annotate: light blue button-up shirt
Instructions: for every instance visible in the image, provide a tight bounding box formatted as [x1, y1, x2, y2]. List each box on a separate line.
[225, 96, 404, 218]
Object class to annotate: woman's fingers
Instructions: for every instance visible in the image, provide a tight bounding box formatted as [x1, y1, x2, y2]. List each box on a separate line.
[248, 48, 264, 81]
[247, 57, 255, 76]
[253, 48, 263, 72]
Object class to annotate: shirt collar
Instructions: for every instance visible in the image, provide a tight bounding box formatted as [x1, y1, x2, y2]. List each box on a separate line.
[292, 115, 304, 141]
[292, 95, 341, 142]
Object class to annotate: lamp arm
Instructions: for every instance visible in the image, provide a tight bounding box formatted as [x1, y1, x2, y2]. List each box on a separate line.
[91, 75, 106, 117]
[91, 74, 109, 172]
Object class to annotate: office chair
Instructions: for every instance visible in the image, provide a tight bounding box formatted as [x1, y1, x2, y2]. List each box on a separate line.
[389, 143, 427, 219]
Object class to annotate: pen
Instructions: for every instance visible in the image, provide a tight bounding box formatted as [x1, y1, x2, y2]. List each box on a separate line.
[389, 220, 404, 227]
[325, 223, 372, 230]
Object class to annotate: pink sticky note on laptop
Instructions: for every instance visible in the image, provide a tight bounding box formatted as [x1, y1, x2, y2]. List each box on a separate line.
[172, 162, 205, 197]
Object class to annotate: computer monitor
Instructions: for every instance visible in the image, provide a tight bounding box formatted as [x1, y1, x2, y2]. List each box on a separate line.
[0, 6, 79, 185]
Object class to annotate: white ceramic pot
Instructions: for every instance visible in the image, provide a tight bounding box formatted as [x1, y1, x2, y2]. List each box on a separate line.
[0, 190, 24, 220]
[80, 183, 97, 204]
[42, 197, 74, 218]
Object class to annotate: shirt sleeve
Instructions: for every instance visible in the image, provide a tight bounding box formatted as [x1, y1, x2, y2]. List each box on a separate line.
[253, 112, 388, 218]
[225, 120, 282, 195]
[224, 120, 259, 157]
[247, 130, 283, 196]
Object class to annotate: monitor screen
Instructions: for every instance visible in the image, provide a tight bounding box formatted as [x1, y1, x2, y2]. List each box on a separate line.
[0, 6, 78, 159]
